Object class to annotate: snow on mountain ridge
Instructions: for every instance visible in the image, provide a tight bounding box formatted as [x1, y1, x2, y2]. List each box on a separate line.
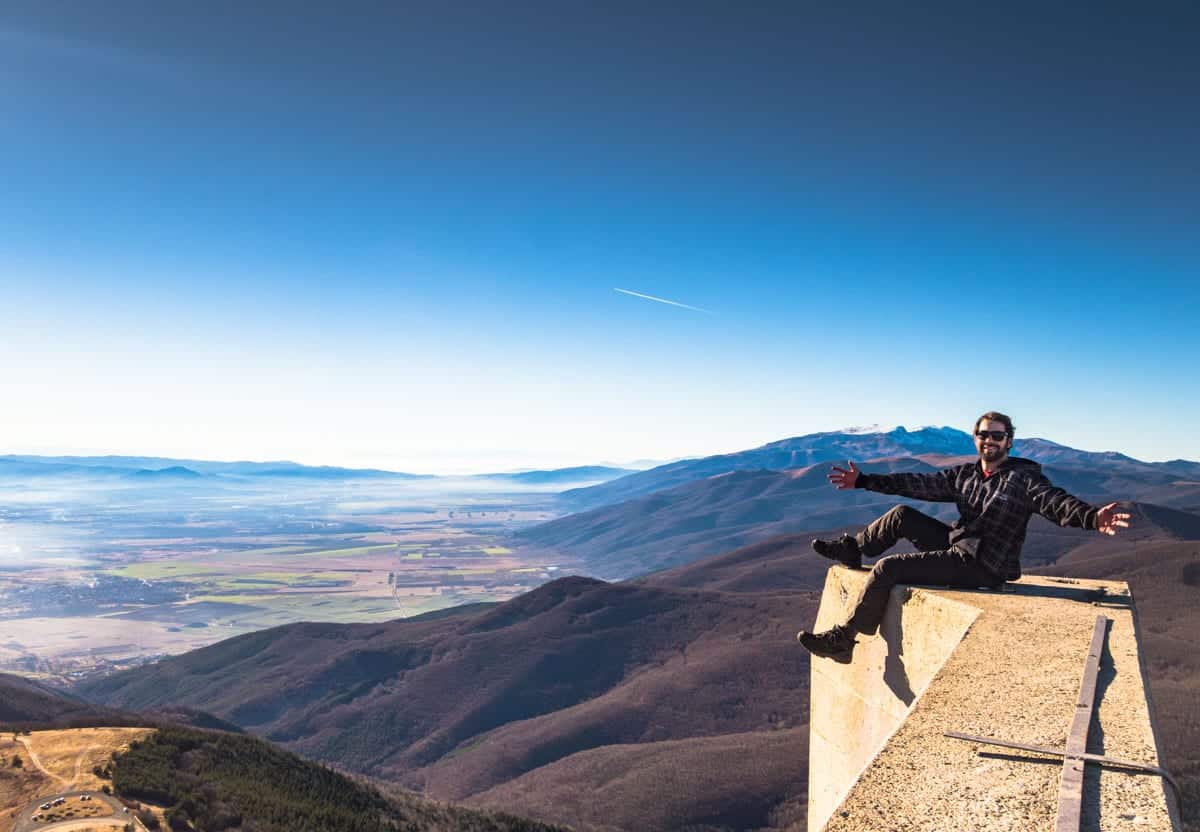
[840, 424, 896, 435]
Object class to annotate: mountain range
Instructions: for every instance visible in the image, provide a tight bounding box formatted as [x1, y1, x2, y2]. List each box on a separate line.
[73, 526, 1200, 831]
[0, 454, 636, 486]
[10, 425, 1200, 830]
[560, 427, 1200, 511]
[76, 549, 821, 831]
[476, 466, 637, 485]
[0, 454, 425, 480]
[0, 671, 244, 734]
[520, 442, 1200, 579]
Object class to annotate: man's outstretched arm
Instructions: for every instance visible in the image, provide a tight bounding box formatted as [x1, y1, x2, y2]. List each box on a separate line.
[829, 461, 958, 502]
[1027, 474, 1131, 535]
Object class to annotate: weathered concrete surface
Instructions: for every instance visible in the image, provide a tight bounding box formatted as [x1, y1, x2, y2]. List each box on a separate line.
[803, 567, 1180, 832]
[808, 568, 982, 832]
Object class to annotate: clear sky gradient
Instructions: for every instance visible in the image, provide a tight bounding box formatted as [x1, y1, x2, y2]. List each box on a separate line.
[3, 2, 1198, 473]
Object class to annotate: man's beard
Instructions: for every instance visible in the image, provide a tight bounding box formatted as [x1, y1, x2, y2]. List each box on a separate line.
[980, 445, 1006, 461]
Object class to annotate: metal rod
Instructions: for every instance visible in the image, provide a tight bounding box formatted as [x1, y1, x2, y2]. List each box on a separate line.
[943, 731, 1183, 811]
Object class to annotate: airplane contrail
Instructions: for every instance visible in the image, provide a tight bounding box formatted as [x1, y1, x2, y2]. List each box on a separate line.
[613, 287, 712, 314]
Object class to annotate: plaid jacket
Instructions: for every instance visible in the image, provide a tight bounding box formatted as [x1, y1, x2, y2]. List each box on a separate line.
[856, 456, 1099, 580]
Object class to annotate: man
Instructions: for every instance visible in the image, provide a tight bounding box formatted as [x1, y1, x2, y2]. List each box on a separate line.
[796, 412, 1131, 662]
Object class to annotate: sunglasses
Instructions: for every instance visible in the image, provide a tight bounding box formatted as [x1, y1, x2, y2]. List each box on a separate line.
[975, 430, 1009, 442]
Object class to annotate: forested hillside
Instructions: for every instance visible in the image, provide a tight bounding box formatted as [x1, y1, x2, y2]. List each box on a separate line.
[113, 726, 566, 832]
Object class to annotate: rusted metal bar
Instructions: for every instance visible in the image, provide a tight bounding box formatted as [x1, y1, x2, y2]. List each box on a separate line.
[1055, 615, 1109, 831]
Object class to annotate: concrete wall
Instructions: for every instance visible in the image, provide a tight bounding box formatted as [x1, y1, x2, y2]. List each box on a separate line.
[805, 570, 1179, 832]
[807, 568, 980, 832]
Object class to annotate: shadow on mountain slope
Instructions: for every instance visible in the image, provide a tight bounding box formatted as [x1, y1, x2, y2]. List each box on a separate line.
[76, 508, 1200, 831]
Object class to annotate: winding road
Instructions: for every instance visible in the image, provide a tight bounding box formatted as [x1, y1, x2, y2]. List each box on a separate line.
[12, 737, 139, 832]
[12, 790, 129, 832]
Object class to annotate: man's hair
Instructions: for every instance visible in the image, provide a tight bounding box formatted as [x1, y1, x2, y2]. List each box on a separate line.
[974, 411, 1015, 437]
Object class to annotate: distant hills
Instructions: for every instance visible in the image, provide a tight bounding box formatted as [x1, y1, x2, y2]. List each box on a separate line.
[559, 426, 974, 509]
[519, 462, 935, 578]
[0, 454, 428, 480]
[77, 561, 821, 831]
[1013, 438, 1200, 479]
[520, 427, 1200, 579]
[477, 465, 636, 485]
[560, 426, 1200, 511]
[0, 671, 132, 727]
[129, 464, 203, 480]
[73, 518, 1200, 831]
[521, 466, 1200, 581]
[15, 425, 1200, 828]
[0, 454, 637, 486]
[10, 428, 1197, 495]
[0, 671, 243, 733]
[0, 676, 563, 832]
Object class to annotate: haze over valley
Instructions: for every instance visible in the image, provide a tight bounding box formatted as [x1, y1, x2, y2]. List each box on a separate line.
[4, 426, 1198, 682]
[3, 425, 1200, 830]
[0, 458, 624, 680]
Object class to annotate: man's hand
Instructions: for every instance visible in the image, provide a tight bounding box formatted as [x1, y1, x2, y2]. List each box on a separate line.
[828, 461, 859, 490]
[1096, 502, 1132, 536]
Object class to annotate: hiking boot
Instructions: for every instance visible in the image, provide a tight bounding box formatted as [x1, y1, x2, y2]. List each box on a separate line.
[796, 625, 857, 663]
[811, 534, 862, 569]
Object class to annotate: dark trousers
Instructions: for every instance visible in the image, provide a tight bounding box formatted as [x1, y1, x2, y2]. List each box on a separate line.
[846, 505, 1004, 635]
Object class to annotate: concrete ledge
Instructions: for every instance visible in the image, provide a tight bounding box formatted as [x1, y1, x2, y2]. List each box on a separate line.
[804, 567, 1180, 832]
[808, 568, 983, 832]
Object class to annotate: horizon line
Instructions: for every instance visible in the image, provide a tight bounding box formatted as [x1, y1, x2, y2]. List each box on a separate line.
[4, 427, 1190, 475]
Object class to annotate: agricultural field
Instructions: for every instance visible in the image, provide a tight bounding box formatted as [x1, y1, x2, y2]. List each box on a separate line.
[0, 473, 583, 682]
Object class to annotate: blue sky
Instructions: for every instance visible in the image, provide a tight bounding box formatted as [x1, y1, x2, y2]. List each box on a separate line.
[2, 2, 1198, 472]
